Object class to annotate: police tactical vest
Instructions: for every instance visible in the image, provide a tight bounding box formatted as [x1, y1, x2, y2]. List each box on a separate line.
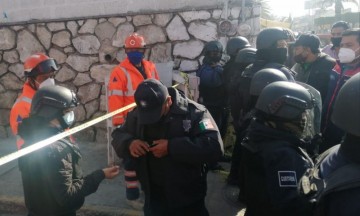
[299, 145, 360, 215]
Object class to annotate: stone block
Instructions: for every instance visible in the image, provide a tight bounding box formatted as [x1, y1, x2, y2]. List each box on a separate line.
[47, 22, 66, 31]
[73, 73, 93, 87]
[95, 22, 116, 42]
[9, 63, 24, 79]
[0, 91, 17, 109]
[78, 19, 98, 34]
[180, 60, 199, 71]
[166, 15, 190, 41]
[36, 26, 52, 50]
[49, 48, 67, 64]
[52, 31, 71, 47]
[188, 21, 217, 42]
[78, 83, 101, 104]
[112, 23, 134, 48]
[72, 35, 100, 54]
[108, 17, 127, 27]
[0, 73, 24, 90]
[137, 25, 166, 45]
[56, 65, 77, 82]
[66, 21, 79, 37]
[3, 50, 19, 64]
[154, 13, 173, 27]
[66, 55, 98, 72]
[133, 15, 152, 26]
[90, 64, 117, 83]
[150, 43, 172, 63]
[17, 30, 45, 62]
[0, 28, 16, 50]
[179, 11, 211, 22]
[85, 99, 100, 119]
[173, 40, 204, 59]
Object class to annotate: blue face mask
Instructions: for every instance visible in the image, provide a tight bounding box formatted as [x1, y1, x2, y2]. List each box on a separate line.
[127, 51, 144, 65]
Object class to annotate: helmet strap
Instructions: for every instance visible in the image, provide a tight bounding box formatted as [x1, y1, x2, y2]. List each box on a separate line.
[28, 77, 38, 90]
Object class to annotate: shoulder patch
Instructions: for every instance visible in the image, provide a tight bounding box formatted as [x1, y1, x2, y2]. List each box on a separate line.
[16, 115, 23, 123]
[199, 118, 215, 131]
[278, 171, 297, 187]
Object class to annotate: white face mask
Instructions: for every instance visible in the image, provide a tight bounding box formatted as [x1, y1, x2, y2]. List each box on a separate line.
[338, 47, 359, 63]
[38, 78, 55, 89]
[62, 111, 75, 127]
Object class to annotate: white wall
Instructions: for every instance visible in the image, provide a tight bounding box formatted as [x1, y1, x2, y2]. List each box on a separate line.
[0, 0, 225, 23]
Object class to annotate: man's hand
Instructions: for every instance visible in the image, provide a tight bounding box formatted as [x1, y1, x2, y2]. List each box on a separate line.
[150, 139, 169, 158]
[103, 165, 120, 179]
[129, 139, 149, 158]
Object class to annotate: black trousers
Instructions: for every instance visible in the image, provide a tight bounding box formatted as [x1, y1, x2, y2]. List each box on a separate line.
[144, 185, 209, 216]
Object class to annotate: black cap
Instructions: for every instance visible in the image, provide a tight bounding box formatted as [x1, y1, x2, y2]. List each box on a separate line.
[134, 79, 169, 124]
[294, 34, 320, 53]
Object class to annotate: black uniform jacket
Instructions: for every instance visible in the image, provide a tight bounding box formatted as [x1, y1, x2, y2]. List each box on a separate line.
[319, 135, 360, 216]
[18, 118, 105, 216]
[111, 87, 224, 210]
[241, 120, 313, 216]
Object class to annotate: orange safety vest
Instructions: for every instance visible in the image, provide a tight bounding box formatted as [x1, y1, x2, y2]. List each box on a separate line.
[108, 58, 159, 126]
[10, 81, 36, 149]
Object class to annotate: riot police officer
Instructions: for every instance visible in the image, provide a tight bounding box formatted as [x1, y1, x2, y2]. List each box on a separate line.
[197, 40, 227, 137]
[240, 81, 314, 216]
[18, 85, 119, 216]
[318, 73, 360, 216]
[235, 28, 297, 135]
[227, 68, 289, 185]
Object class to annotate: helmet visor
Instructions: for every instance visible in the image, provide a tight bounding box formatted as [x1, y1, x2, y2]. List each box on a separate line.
[26, 59, 59, 77]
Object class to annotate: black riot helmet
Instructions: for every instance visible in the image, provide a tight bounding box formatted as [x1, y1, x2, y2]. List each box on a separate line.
[31, 85, 79, 129]
[203, 40, 223, 63]
[235, 47, 257, 65]
[256, 27, 289, 49]
[250, 68, 289, 96]
[226, 36, 251, 56]
[331, 73, 360, 136]
[203, 40, 223, 54]
[255, 81, 314, 120]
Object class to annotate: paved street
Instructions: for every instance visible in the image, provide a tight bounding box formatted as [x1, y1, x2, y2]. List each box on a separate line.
[0, 136, 244, 216]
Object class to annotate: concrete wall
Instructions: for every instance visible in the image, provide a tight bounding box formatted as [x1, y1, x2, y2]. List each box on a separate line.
[0, 0, 224, 23]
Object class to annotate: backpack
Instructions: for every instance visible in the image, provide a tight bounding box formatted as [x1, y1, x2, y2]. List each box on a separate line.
[299, 144, 360, 215]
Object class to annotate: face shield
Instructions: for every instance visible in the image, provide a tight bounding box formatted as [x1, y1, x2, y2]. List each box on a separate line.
[296, 82, 322, 140]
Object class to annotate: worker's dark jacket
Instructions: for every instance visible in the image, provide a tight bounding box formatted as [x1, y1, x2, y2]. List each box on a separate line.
[111, 87, 224, 211]
[18, 117, 105, 216]
[292, 53, 336, 102]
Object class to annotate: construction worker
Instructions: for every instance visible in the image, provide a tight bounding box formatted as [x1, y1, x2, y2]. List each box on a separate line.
[9, 53, 59, 150]
[107, 32, 159, 207]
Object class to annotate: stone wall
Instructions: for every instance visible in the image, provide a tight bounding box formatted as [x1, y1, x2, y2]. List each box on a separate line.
[0, 0, 225, 23]
[0, 5, 260, 142]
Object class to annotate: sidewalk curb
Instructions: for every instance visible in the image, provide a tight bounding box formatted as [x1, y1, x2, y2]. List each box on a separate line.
[0, 196, 143, 216]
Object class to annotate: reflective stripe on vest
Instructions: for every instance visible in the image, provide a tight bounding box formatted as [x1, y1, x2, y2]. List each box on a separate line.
[124, 170, 137, 177]
[125, 180, 139, 188]
[109, 66, 136, 97]
[16, 135, 24, 150]
[13, 96, 32, 107]
[151, 70, 156, 78]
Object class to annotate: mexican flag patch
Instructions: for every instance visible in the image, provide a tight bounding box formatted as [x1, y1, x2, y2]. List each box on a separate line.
[199, 118, 215, 131]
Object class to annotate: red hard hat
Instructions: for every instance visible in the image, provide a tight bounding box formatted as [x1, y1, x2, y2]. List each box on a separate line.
[24, 53, 59, 77]
[124, 33, 146, 49]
